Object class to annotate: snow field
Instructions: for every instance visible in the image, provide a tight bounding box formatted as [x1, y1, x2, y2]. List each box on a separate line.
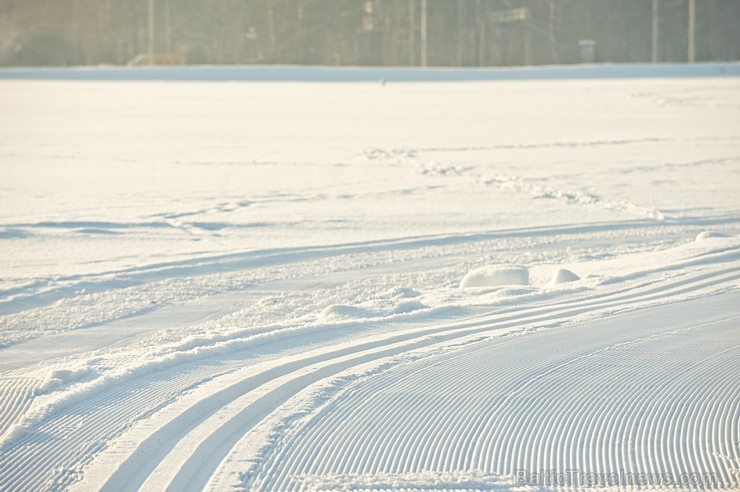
[1, 72, 739, 490]
[2, 234, 738, 491]
[254, 296, 739, 491]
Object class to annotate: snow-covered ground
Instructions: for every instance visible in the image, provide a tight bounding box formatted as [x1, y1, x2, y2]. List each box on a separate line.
[0, 65, 739, 490]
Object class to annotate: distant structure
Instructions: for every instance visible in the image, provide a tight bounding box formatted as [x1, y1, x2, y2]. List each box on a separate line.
[1, 0, 739, 67]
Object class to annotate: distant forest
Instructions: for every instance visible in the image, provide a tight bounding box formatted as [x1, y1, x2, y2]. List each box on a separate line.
[2, 0, 739, 67]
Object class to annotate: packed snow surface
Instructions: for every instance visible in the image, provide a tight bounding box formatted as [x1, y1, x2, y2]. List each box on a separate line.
[1, 66, 739, 491]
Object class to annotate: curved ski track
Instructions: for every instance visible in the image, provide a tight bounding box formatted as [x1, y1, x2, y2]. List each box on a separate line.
[1, 262, 739, 491]
[257, 300, 739, 491]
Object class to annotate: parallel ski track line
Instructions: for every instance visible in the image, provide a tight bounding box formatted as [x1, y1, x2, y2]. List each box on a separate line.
[0, 364, 234, 491]
[0, 378, 36, 436]
[1, 264, 737, 491]
[257, 310, 739, 491]
[89, 265, 740, 492]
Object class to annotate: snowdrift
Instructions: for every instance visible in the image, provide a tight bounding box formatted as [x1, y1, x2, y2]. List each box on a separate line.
[459, 265, 529, 288]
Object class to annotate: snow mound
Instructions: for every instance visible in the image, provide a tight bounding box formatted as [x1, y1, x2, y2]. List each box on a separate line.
[320, 305, 373, 320]
[381, 287, 421, 299]
[547, 268, 581, 286]
[38, 367, 97, 394]
[321, 299, 427, 320]
[392, 300, 427, 314]
[459, 265, 529, 288]
[696, 230, 730, 241]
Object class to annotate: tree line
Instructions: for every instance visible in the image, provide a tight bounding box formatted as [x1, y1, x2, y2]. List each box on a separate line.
[2, 0, 739, 67]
